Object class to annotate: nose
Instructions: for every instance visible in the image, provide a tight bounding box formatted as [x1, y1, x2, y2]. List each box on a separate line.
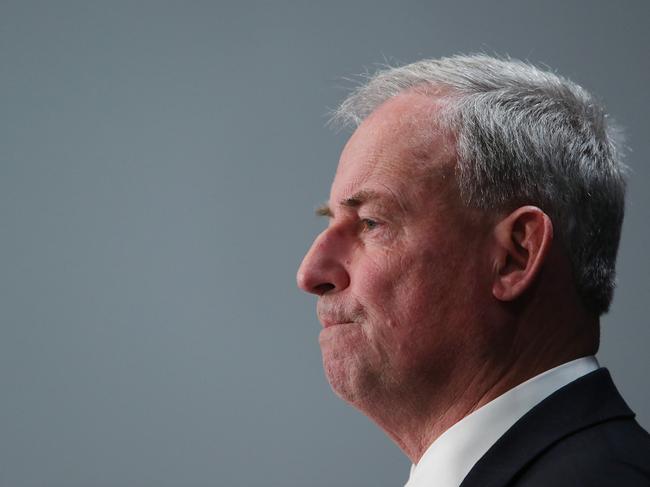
[296, 227, 350, 296]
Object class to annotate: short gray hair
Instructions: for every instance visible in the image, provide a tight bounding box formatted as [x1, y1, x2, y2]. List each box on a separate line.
[331, 54, 626, 315]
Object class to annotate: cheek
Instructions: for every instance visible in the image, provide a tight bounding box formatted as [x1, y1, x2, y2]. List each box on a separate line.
[352, 253, 403, 325]
[350, 252, 433, 356]
[374, 248, 469, 356]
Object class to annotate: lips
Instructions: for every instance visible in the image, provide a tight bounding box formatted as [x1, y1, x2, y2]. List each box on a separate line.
[320, 318, 355, 329]
[317, 301, 364, 329]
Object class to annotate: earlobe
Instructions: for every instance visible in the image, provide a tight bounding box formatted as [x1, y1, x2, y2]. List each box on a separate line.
[492, 206, 554, 302]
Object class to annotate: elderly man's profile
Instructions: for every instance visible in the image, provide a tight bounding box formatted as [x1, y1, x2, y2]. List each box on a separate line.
[296, 55, 650, 486]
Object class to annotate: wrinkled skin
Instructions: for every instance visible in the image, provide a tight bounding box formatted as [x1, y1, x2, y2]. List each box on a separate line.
[297, 93, 496, 409]
[297, 91, 599, 463]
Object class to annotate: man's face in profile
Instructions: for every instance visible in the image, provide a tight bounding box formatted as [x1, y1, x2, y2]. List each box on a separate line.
[297, 93, 494, 406]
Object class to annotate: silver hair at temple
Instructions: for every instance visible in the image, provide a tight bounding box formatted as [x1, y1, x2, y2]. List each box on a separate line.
[331, 54, 627, 315]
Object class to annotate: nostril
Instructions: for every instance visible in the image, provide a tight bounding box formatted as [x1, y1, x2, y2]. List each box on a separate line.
[313, 283, 335, 295]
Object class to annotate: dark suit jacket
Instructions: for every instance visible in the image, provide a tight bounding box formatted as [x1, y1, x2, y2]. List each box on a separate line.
[459, 368, 650, 487]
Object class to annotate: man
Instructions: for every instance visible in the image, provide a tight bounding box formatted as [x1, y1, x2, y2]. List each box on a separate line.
[296, 55, 650, 486]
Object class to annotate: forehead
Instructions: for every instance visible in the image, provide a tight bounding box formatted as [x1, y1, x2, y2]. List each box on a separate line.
[332, 92, 455, 204]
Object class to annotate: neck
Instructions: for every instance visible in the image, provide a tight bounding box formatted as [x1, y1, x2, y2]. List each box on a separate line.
[356, 360, 522, 462]
[355, 309, 598, 464]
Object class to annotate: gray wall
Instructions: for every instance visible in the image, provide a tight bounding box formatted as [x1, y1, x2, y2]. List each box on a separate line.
[1, 1, 648, 486]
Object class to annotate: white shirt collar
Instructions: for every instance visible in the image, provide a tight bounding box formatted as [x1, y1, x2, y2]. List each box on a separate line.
[404, 356, 600, 487]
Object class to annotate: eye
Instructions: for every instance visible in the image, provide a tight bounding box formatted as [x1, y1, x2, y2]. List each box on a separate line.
[360, 218, 380, 231]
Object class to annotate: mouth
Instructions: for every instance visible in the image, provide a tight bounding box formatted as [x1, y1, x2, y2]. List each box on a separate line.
[320, 319, 356, 329]
[317, 302, 363, 330]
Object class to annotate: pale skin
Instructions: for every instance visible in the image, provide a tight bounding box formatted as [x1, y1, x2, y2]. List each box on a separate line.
[297, 92, 599, 463]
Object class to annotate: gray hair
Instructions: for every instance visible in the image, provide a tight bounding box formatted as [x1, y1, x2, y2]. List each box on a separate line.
[331, 54, 626, 315]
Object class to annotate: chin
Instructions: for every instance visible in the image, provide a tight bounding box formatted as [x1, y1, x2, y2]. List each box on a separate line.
[322, 352, 382, 406]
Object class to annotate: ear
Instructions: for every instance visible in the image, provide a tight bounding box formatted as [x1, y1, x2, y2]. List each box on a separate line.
[491, 206, 554, 302]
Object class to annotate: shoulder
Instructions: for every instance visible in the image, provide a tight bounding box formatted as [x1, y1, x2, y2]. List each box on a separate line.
[460, 369, 650, 487]
[512, 417, 650, 486]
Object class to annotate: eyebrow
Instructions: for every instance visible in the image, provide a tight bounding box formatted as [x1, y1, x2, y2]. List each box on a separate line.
[341, 190, 380, 208]
[315, 204, 333, 217]
[315, 190, 393, 218]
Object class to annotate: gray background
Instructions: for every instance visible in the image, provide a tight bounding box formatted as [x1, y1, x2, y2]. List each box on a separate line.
[1, 1, 648, 486]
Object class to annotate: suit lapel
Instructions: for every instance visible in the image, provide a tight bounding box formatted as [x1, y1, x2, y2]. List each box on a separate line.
[459, 368, 634, 487]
